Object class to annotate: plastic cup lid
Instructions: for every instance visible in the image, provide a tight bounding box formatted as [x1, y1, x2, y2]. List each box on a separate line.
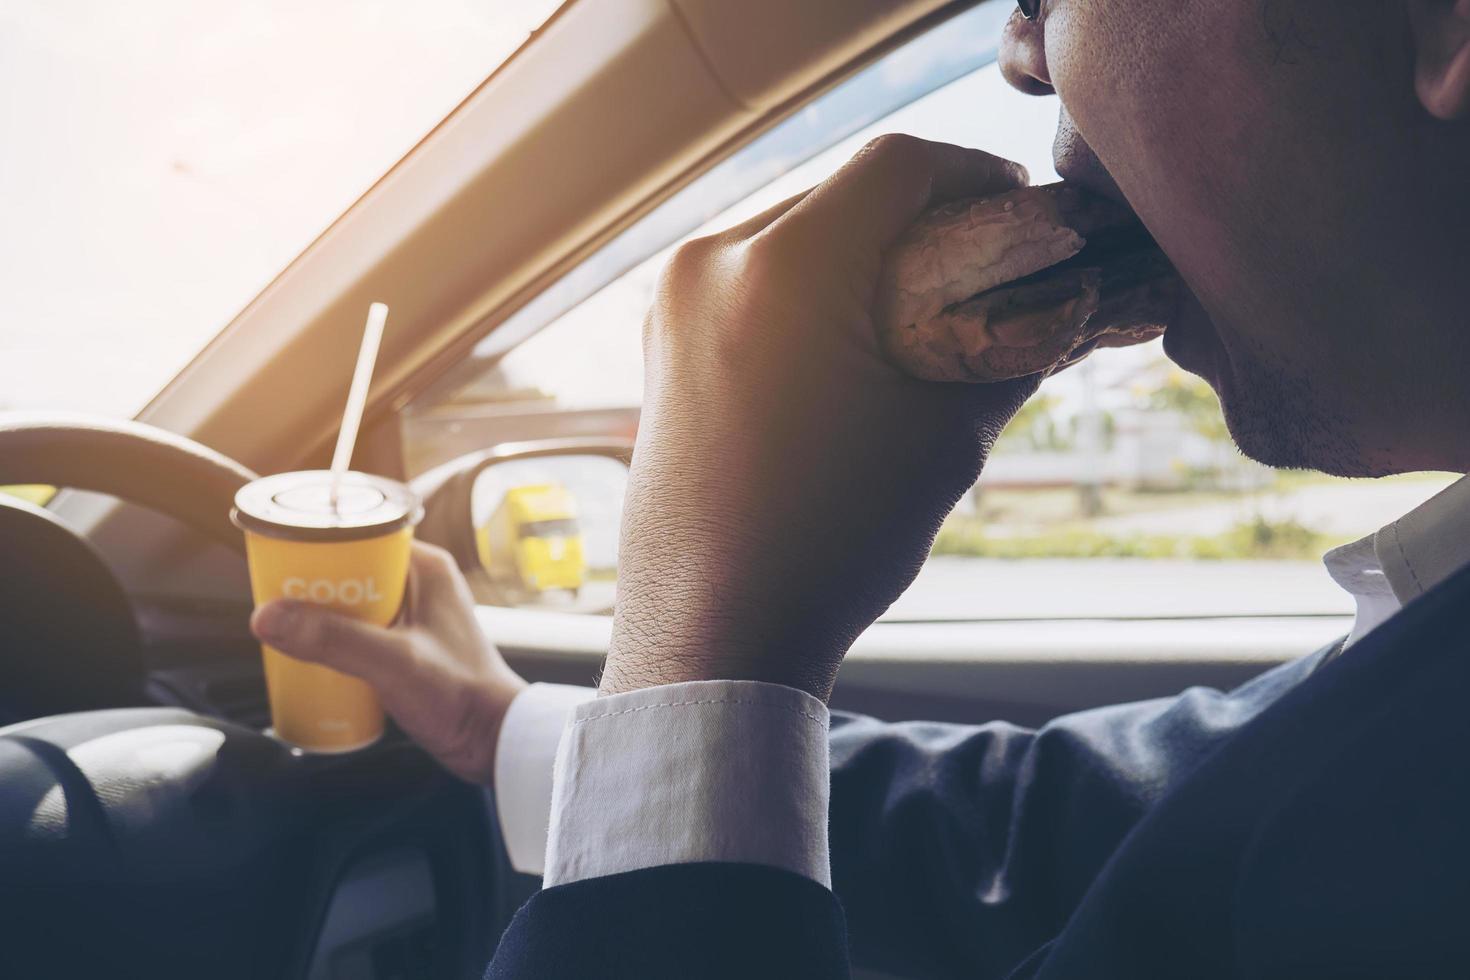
[231, 470, 423, 542]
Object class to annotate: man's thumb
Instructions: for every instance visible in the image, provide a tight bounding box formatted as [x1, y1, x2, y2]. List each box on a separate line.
[250, 600, 407, 686]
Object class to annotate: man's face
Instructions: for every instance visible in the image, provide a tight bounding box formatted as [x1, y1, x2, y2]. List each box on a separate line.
[1001, 1, 1470, 476]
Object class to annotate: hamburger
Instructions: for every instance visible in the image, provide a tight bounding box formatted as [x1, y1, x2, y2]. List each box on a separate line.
[877, 183, 1180, 382]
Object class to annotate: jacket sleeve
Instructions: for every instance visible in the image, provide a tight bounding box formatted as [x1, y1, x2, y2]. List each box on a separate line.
[484, 649, 1330, 980]
[827, 650, 1327, 979]
[485, 862, 850, 979]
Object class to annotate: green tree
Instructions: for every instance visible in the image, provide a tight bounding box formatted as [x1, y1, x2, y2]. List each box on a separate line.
[996, 394, 1070, 452]
[1147, 370, 1230, 444]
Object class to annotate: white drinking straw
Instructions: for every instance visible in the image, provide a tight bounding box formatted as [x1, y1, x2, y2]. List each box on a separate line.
[330, 302, 388, 510]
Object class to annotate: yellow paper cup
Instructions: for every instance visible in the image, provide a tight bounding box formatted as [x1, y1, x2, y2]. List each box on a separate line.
[232, 471, 423, 753]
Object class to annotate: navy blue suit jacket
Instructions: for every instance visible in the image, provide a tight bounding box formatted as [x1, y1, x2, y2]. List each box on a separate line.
[487, 562, 1470, 979]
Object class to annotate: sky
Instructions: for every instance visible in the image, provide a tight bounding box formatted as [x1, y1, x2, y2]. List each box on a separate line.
[0, 0, 561, 416]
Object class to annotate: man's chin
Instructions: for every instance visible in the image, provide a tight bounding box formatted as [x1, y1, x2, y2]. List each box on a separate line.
[1193, 335, 1390, 478]
[1156, 291, 1396, 477]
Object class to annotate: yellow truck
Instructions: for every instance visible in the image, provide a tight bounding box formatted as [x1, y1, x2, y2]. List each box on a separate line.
[477, 483, 586, 596]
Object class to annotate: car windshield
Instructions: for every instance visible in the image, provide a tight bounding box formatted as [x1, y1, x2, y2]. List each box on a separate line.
[0, 0, 562, 418]
[404, 5, 1458, 623]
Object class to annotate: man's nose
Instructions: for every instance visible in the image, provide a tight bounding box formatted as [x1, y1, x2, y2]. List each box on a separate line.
[999, 9, 1053, 96]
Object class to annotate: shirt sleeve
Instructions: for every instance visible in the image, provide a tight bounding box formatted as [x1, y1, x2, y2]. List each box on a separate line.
[542, 679, 832, 889]
[493, 683, 597, 876]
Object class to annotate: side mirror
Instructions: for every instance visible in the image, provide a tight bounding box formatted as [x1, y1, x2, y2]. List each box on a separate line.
[412, 438, 630, 610]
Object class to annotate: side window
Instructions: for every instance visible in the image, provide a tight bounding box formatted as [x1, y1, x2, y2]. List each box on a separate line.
[403, 10, 1455, 617]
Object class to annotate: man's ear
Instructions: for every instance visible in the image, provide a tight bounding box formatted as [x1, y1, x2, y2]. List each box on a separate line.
[1408, 0, 1470, 120]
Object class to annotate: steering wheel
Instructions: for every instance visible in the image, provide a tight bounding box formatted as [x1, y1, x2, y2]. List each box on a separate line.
[0, 416, 501, 979]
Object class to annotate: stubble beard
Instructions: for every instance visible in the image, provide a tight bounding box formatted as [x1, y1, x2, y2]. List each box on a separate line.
[1215, 343, 1398, 479]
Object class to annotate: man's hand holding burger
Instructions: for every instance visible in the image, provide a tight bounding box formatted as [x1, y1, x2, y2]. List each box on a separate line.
[602, 136, 1047, 702]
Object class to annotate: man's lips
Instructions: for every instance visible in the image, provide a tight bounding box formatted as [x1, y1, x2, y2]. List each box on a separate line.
[1052, 131, 1149, 253]
[1054, 152, 1130, 209]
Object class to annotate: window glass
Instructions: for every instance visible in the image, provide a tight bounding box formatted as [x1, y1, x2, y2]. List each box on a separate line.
[404, 8, 1456, 619]
[0, 0, 562, 417]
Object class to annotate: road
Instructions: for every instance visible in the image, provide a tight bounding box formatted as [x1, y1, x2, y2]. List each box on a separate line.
[883, 557, 1351, 620]
[509, 556, 1353, 621]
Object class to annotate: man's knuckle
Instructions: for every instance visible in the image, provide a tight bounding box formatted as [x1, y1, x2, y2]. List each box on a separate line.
[653, 238, 714, 315]
[380, 634, 415, 673]
[417, 540, 451, 564]
[281, 610, 324, 656]
[427, 546, 458, 577]
[666, 235, 717, 278]
[312, 616, 347, 658]
[441, 683, 488, 760]
[732, 234, 786, 284]
[410, 541, 446, 568]
[861, 132, 925, 168]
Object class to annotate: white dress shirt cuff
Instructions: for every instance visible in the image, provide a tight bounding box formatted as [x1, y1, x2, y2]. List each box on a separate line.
[493, 682, 597, 876]
[543, 679, 832, 889]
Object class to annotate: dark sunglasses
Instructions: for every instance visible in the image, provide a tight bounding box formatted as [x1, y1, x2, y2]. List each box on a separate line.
[1017, 0, 1040, 19]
